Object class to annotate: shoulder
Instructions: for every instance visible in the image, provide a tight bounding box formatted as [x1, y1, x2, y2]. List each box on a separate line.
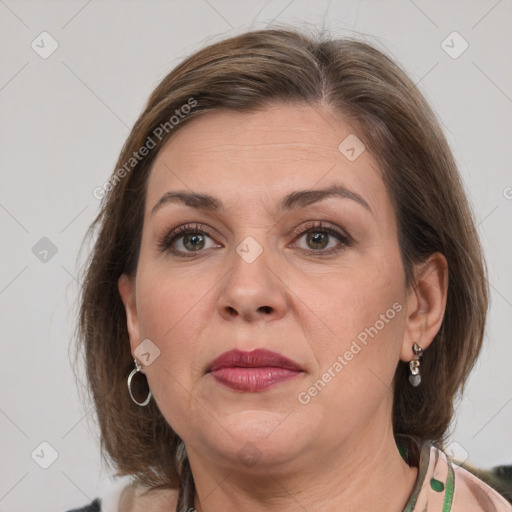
[64, 483, 180, 512]
[425, 443, 512, 511]
[452, 461, 512, 511]
[400, 435, 512, 512]
[64, 497, 101, 512]
[118, 482, 180, 512]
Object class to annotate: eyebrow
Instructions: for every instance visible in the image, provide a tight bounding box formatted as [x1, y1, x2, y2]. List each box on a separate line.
[150, 183, 372, 216]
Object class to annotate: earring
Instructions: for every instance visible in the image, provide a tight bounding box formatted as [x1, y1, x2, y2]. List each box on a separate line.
[408, 343, 423, 387]
[127, 358, 152, 406]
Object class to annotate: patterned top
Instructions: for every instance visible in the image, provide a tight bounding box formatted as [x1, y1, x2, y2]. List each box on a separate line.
[65, 437, 512, 512]
[398, 435, 512, 511]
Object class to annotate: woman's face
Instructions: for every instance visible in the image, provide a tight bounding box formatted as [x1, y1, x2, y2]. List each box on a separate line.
[119, 103, 414, 470]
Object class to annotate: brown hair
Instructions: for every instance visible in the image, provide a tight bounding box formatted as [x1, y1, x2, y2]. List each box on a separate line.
[74, 26, 488, 509]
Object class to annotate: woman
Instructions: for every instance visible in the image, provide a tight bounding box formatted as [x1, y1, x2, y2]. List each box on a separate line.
[69, 27, 512, 511]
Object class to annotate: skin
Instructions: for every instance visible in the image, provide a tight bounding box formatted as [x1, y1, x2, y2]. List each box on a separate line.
[118, 102, 448, 512]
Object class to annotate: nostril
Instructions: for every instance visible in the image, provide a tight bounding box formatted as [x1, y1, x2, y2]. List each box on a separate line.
[258, 306, 273, 314]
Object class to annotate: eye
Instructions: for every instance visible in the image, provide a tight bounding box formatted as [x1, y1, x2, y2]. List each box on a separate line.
[157, 223, 221, 256]
[290, 222, 351, 255]
[158, 221, 352, 257]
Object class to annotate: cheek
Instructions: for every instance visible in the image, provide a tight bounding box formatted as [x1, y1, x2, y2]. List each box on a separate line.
[136, 256, 216, 334]
[134, 266, 212, 387]
[298, 248, 406, 394]
[134, 268, 214, 437]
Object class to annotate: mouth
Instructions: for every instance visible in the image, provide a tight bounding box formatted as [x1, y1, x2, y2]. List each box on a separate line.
[207, 349, 304, 392]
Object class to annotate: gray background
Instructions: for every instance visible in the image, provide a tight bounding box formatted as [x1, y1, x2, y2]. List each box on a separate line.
[0, 0, 511, 510]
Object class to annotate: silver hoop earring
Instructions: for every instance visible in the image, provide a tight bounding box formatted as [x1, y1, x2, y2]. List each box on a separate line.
[127, 358, 152, 406]
[408, 343, 423, 387]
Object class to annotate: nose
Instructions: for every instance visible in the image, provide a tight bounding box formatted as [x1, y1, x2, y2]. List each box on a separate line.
[217, 243, 288, 322]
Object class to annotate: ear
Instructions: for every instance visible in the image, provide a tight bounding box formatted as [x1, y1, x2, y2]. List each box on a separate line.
[118, 273, 141, 359]
[400, 252, 448, 361]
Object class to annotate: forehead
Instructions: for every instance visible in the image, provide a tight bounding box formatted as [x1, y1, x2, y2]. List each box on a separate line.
[146, 103, 387, 215]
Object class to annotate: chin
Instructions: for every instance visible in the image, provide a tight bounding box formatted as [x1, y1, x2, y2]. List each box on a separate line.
[202, 411, 308, 464]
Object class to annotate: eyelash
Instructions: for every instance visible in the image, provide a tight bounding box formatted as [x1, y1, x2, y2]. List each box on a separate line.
[157, 222, 352, 257]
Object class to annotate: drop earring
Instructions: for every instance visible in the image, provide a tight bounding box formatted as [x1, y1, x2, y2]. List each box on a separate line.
[408, 343, 423, 387]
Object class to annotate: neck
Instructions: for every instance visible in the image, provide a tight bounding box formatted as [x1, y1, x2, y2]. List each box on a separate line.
[187, 413, 418, 512]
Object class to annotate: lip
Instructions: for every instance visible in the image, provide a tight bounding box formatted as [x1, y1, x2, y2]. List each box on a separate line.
[208, 349, 304, 392]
